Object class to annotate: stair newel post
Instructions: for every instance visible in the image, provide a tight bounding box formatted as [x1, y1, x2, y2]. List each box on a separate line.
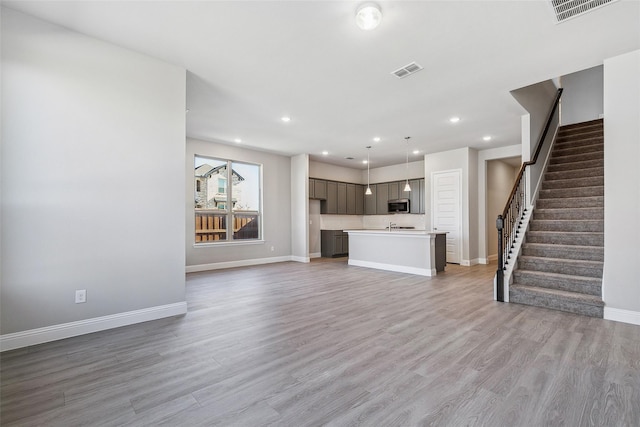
[496, 215, 505, 302]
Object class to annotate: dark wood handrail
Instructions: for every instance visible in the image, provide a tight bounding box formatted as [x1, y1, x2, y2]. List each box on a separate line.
[501, 88, 563, 218]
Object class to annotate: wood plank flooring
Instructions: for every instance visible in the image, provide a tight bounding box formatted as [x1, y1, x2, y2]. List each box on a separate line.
[2, 260, 639, 426]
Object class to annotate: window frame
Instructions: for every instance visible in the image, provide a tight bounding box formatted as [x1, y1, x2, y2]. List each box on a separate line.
[194, 155, 263, 246]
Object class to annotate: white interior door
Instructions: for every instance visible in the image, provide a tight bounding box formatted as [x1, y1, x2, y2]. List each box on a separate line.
[432, 170, 462, 264]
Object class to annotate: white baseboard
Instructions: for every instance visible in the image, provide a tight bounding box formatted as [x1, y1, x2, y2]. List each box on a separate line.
[186, 255, 293, 273]
[0, 302, 187, 352]
[604, 307, 640, 326]
[291, 255, 310, 263]
[348, 259, 435, 277]
[461, 258, 482, 267]
[310, 252, 322, 259]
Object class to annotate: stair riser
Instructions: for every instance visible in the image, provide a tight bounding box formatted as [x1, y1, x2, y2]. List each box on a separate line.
[547, 159, 603, 172]
[549, 152, 603, 165]
[538, 186, 604, 199]
[509, 289, 604, 318]
[554, 136, 603, 148]
[518, 259, 603, 278]
[513, 271, 602, 295]
[526, 232, 603, 246]
[545, 168, 604, 181]
[536, 197, 603, 209]
[542, 177, 603, 190]
[533, 209, 604, 221]
[522, 246, 604, 262]
[530, 220, 603, 232]
[552, 143, 603, 158]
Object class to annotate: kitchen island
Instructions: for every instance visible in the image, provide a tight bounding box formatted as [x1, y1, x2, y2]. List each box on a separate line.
[345, 229, 446, 276]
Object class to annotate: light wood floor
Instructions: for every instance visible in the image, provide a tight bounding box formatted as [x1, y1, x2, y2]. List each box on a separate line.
[2, 260, 639, 426]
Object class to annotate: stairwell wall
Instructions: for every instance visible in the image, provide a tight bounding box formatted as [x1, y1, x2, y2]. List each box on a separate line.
[602, 49, 640, 324]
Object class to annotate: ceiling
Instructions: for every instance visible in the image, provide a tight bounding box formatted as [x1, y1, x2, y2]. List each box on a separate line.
[3, 1, 639, 168]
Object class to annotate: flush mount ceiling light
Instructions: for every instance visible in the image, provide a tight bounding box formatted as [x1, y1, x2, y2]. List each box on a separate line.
[355, 3, 382, 30]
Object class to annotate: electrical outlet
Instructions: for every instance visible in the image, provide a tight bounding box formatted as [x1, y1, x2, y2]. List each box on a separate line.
[75, 289, 87, 304]
[270, 246, 275, 251]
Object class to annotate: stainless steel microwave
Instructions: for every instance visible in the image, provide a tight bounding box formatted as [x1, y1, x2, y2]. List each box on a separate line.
[388, 199, 410, 213]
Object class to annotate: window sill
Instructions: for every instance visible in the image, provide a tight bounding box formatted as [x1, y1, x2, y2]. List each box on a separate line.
[193, 240, 265, 248]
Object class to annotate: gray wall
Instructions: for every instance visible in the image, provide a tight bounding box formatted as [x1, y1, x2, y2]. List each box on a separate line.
[561, 65, 604, 125]
[1, 9, 186, 334]
[603, 50, 640, 318]
[186, 139, 292, 267]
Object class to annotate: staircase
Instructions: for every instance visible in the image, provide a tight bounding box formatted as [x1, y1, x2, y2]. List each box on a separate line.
[510, 119, 604, 317]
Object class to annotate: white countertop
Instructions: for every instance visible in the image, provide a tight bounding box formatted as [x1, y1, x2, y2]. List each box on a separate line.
[345, 229, 446, 235]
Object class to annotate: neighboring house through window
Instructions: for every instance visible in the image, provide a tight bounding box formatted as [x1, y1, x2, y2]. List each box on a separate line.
[194, 155, 262, 243]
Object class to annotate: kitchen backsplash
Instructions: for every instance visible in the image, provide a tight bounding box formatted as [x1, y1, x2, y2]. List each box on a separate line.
[362, 214, 427, 230]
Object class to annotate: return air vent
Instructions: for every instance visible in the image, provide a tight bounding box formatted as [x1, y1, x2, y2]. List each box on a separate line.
[391, 62, 423, 79]
[550, 0, 618, 23]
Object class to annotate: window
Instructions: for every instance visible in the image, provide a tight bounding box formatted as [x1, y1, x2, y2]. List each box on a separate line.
[194, 155, 262, 243]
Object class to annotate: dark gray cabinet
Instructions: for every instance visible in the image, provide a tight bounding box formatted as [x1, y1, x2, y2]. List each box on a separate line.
[410, 179, 421, 214]
[322, 181, 338, 214]
[309, 178, 327, 200]
[389, 181, 400, 200]
[337, 182, 347, 214]
[355, 184, 364, 215]
[364, 184, 377, 215]
[376, 183, 389, 214]
[346, 184, 357, 214]
[321, 230, 349, 257]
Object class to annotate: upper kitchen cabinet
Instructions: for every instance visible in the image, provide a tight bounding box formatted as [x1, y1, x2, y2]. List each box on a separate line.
[309, 178, 327, 200]
[355, 184, 364, 215]
[337, 182, 347, 214]
[376, 183, 389, 214]
[409, 179, 422, 214]
[322, 181, 338, 214]
[364, 184, 377, 215]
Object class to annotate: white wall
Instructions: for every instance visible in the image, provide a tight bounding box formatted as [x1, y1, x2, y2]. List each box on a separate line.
[561, 65, 604, 125]
[309, 160, 363, 183]
[602, 49, 640, 324]
[1, 9, 186, 338]
[291, 154, 309, 262]
[424, 147, 477, 265]
[367, 160, 425, 184]
[486, 160, 518, 258]
[309, 200, 322, 256]
[186, 139, 292, 268]
[477, 145, 522, 264]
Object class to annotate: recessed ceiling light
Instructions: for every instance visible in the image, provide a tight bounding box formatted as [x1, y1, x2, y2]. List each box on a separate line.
[483, 135, 492, 141]
[322, 151, 329, 156]
[449, 116, 460, 123]
[362, 160, 368, 164]
[281, 116, 291, 122]
[373, 137, 381, 142]
[234, 138, 242, 143]
[413, 150, 420, 155]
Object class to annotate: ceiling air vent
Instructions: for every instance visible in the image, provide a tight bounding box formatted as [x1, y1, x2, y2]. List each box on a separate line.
[550, 0, 618, 23]
[391, 62, 423, 79]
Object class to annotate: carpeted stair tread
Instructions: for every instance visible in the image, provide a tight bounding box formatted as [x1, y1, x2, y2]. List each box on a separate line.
[519, 256, 603, 277]
[551, 143, 603, 158]
[513, 269, 602, 295]
[547, 159, 603, 172]
[549, 151, 603, 164]
[538, 185, 604, 199]
[533, 207, 604, 220]
[510, 285, 604, 317]
[526, 231, 603, 246]
[541, 176, 603, 189]
[544, 167, 604, 181]
[522, 243, 604, 261]
[530, 219, 603, 232]
[536, 196, 603, 209]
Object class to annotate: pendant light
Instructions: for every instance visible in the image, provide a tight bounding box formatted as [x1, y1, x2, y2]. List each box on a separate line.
[365, 146, 372, 195]
[403, 137, 411, 192]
